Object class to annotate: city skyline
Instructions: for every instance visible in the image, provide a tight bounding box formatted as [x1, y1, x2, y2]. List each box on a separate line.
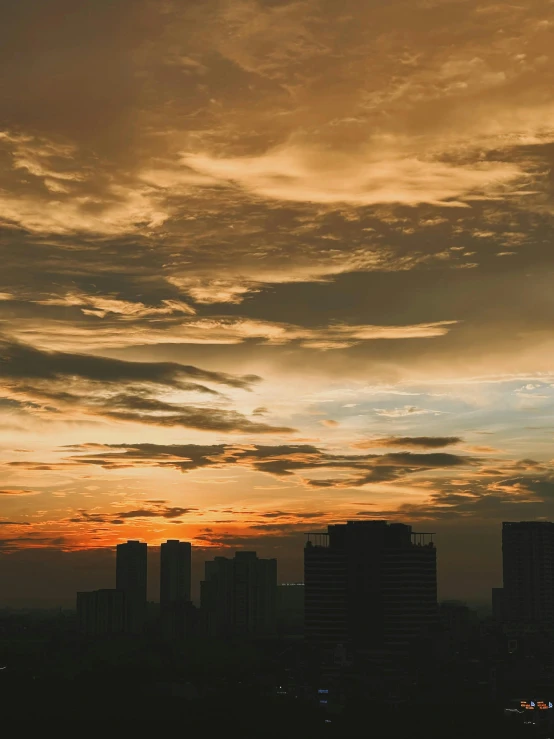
[2, 0, 554, 609]
[0, 520, 517, 610]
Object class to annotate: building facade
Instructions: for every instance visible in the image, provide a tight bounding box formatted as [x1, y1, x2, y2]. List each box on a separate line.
[304, 537, 348, 650]
[160, 539, 192, 640]
[201, 551, 277, 638]
[304, 520, 437, 659]
[502, 521, 554, 630]
[160, 539, 191, 604]
[116, 540, 147, 634]
[76, 589, 125, 636]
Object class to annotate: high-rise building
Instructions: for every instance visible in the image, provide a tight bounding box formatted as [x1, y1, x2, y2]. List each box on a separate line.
[200, 551, 277, 638]
[304, 520, 437, 658]
[304, 535, 348, 650]
[502, 521, 554, 629]
[160, 539, 191, 604]
[116, 540, 147, 634]
[76, 589, 125, 636]
[160, 539, 192, 640]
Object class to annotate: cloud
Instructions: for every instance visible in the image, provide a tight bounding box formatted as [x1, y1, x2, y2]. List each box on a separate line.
[320, 419, 339, 427]
[183, 143, 522, 208]
[0, 308, 459, 352]
[0, 489, 40, 496]
[464, 445, 498, 454]
[0, 335, 294, 434]
[353, 436, 463, 449]
[373, 406, 445, 417]
[364, 480, 552, 523]
[37, 292, 196, 319]
[116, 507, 194, 520]
[99, 404, 296, 434]
[0, 334, 258, 389]
[303, 451, 477, 489]
[351, 457, 554, 522]
[248, 522, 320, 532]
[3, 0, 554, 591]
[63, 442, 477, 489]
[0, 131, 170, 236]
[0, 0, 552, 322]
[252, 406, 268, 416]
[257, 510, 325, 520]
[0, 521, 31, 526]
[69, 504, 197, 525]
[490, 475, 554, 500]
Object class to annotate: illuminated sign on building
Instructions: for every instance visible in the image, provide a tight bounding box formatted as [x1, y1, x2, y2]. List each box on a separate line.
[519, 701, 553, 710]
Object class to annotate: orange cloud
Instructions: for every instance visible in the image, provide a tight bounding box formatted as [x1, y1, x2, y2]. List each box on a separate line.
[0, 488, 40, 496]
[183, 144, 522, 208]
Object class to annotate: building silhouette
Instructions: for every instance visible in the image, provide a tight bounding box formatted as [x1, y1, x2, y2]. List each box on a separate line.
[304, 520, 437, 659]
[304, 533, 348, 650]
[116, 540, 147, 634]
[160, 539, 193, 640]
[502, 521, 554, 630]
[160, 539, 191, 604]
[277, 582, 305, 636]
[201, 551, 277, 638]
[76, 589, 125, 636]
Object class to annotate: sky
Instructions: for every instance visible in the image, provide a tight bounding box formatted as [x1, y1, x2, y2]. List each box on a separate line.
[1, 0, 554, 607]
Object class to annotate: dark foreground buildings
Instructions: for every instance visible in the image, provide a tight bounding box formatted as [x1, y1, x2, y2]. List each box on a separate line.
[76, 589, 125, 636]
[55, 520, 554, 731]
[160, 539, 192, 604]
[500, 521, 554, 631]
[116, 540, 148, 634]
[76, 539, 148, 636]
[304, 520, 437, 662]
[201, 551, 277, 638]
[160, 539, 194, 640]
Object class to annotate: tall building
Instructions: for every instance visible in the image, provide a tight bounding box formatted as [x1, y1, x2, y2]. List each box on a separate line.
[201, 551, 277, 638]
[76, 589, 125, 636]
[304, 534, 348, 650]
[116, 540, 147, 634]
[160, 539, 192, 640]
[502, 521, 554, 629]
[304, 520, 437, 658]
[160, 539, 191, 604]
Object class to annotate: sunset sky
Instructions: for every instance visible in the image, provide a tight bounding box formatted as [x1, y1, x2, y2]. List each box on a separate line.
[2, 0, 554, 607]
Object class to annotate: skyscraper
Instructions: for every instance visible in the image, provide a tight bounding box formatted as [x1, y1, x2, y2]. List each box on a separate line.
[160, 539, 191, 604]
[304, 520, 437, 659]
[160, 539, 192, 640]
[304, 534, 348, 650]
[502, 521, 554, 629]
[201, 551, 277, 638]
[116, 540, 147, 634]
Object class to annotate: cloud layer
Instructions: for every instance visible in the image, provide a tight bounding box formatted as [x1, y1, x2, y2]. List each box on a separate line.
[2, 0, 554, 604]
[0, 336, 293, 433]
